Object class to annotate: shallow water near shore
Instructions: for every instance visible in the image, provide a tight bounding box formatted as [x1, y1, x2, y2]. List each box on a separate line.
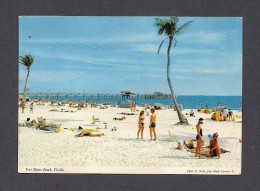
[28, 95, 242, 110]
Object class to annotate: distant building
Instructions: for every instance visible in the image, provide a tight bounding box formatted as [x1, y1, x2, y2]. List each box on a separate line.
[120, 91, 136, 99]
[120, 91, 136, 96]
[154, 92, 164, 96]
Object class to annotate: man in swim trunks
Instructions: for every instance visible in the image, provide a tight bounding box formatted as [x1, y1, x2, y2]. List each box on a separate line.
[149, 108, 156, 141]
[206, 133, 221, 159]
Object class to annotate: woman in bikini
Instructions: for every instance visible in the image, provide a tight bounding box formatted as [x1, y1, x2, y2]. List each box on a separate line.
[149, 108, 156, 141]
[137, 111, 145, 139]
[195, 118, 204, 159]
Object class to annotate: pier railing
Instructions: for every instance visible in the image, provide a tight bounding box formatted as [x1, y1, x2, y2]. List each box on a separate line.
[19, 93, 175, 100]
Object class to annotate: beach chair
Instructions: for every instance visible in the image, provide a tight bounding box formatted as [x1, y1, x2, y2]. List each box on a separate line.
[168, 131, 176, 138]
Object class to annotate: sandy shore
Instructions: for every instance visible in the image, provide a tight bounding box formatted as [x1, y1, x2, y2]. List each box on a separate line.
[18, 103, 242, 174]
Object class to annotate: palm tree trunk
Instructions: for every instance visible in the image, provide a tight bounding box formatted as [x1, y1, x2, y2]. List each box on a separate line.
[167, 37, 188, 124]
[22, 68, 30, 102]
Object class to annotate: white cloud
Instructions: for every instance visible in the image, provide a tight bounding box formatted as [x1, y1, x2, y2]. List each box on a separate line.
[20, 33, 159, 44]
[178, 31, 223, 44]
[135, 43, 210, 55]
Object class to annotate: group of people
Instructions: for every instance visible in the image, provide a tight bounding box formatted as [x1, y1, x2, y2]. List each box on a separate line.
[20, 102, 34, 114]
[136, 108, 221, 159]
[195, 118, 221, 159]
[211, 108, 233, 121]
[137, 108, 156, 141]
[197, 103, 208, 110]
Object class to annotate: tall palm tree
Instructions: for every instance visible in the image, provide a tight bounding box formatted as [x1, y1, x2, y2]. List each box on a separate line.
[155, 17, 192, 125]
[19, 54, 34, 102]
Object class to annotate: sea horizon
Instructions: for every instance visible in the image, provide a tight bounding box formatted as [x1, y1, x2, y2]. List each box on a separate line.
[23, 94, 242, 110]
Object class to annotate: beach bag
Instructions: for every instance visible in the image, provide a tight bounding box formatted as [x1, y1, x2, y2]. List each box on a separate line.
[177, 142, 182, 150]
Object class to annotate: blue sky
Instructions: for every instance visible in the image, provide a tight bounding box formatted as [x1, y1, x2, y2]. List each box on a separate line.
[19, 17, 242, 95]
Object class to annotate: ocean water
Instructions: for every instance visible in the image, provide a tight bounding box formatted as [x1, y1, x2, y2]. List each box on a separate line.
[28, 95, 242, 110]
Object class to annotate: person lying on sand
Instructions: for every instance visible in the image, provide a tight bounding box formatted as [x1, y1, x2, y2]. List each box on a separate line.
[184, 140, 194, 149]
[76, 130, 104, 137]
[36, 118, 50, 128]
[117, 112, 137, 115]
[113, 116, 126, 120]
[206, 133, 221, 159]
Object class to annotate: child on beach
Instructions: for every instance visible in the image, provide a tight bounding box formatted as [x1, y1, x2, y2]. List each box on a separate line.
[206, 133, 221, 159]
[137, 111, 145, 139]
[195, 118, 204, 159]
[149, 108, 156, 141]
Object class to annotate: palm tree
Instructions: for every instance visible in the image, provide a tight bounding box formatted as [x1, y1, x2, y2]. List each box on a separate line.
[19, 54, 34, 102]
[155, 17, 193, 125]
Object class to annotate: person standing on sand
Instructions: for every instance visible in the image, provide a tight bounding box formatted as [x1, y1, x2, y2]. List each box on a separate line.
[195, 118, 204, 159]
[149, 108, 156, 141]
[30, 103, 33, 113]
[21, 102, 25, 113]
[137, 111, 145, 139]
[223, 107, 228, 121]
[228, 109, 233, 121]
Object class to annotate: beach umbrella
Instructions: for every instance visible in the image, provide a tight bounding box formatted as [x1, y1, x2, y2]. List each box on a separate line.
[202, 109, 212, 114]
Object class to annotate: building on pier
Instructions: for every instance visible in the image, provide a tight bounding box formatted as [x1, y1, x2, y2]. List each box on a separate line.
[121, 91, 136, 100]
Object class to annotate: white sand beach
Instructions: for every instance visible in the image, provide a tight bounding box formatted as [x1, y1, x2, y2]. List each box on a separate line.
[18, 103, 242, 174]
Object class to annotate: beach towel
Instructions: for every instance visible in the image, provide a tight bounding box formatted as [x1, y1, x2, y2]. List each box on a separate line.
[187, 147, 230, 155]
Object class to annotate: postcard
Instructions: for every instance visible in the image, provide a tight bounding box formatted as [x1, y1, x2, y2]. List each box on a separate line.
[18, 16, 242, 174]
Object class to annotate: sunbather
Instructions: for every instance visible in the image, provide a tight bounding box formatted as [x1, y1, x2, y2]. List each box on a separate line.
[113, 116, 126, 120]
[206, 133, 221, 159]
[184, 140, 194, 149]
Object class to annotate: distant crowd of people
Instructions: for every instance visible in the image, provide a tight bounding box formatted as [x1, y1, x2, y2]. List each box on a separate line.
[211, 108, 233, 121]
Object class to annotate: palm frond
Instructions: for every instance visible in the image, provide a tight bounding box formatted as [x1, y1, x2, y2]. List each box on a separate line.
[19, 54, 34, 68]
[157, 38, 167, 54]
[175, 20, 193, 35]
[170, 17, 179, 24]
[173, 38, 177, 47]
[155, 18, 167, 36]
